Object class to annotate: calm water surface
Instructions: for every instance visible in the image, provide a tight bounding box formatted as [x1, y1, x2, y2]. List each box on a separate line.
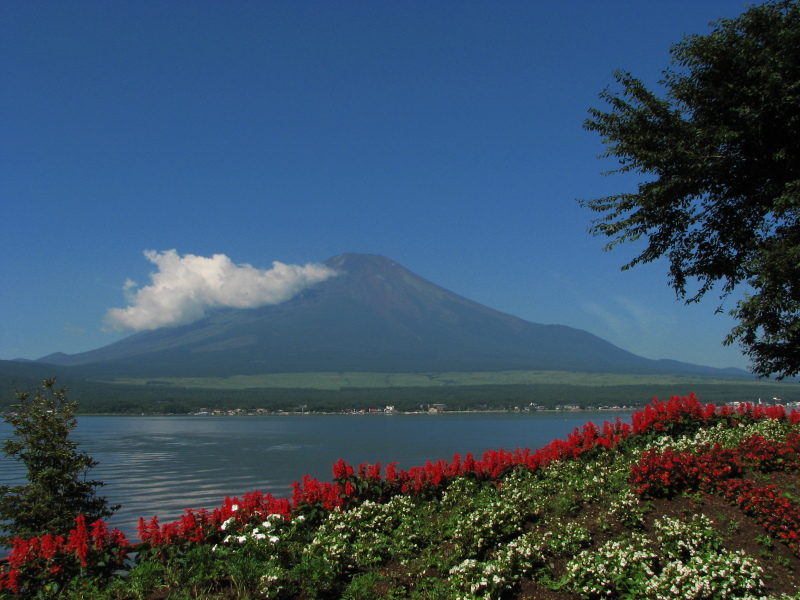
[0, 411, 630, 540]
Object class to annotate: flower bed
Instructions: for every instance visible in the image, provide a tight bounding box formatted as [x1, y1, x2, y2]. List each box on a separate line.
[2, 393, 799, 599]
[631, 431, 800, 552]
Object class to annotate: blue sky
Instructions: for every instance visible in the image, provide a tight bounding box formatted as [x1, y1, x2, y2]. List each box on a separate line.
[1, 1, 757, 370]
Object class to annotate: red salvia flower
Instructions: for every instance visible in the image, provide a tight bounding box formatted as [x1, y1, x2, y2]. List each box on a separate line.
[66, 515, 90, 566]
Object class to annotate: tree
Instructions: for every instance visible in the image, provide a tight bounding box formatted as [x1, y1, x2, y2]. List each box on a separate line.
[0, 378, 117, 545]
[581, 0, 800, 379]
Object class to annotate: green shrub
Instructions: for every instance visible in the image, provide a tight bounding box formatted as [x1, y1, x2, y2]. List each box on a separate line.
[0, 378, 117, 545]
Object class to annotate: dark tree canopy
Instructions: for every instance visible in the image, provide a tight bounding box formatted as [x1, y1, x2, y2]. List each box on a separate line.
[582, 0, 800, 379]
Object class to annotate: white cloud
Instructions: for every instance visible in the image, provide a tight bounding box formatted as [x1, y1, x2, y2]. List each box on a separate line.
[105, 250, 337, 331]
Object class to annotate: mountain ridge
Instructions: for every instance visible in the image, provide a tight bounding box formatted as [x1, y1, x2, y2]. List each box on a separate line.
[34, 253, 749, 379]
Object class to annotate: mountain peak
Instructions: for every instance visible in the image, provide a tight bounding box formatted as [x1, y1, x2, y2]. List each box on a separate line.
[34, 254, 742, 378]
[324, 253, 398, 271]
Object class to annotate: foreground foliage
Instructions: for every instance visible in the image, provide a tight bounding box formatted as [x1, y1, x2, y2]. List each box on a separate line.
[2, 394, 800, 599]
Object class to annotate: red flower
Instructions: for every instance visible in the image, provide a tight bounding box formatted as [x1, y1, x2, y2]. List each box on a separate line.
[0, 568, 21, 594]
[39, 533, 64, 560]
[66, 515, 90, 566]
[91, 519, 108, 549]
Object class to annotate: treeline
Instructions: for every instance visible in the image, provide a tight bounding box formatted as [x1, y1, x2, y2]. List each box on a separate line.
[1, 376, 797, 416]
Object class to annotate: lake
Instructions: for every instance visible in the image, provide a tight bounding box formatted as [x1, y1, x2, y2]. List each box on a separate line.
[0, 411, 630, 540]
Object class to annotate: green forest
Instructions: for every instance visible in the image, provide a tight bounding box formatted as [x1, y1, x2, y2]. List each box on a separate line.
[1, 365, 797, 415]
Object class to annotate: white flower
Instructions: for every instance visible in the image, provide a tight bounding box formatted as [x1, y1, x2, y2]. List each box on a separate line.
[270, 536, 280, 543]
[231, 504, 239, 511]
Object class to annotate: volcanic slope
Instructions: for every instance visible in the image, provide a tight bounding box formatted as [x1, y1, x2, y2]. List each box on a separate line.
[38, 254, 743, 379]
